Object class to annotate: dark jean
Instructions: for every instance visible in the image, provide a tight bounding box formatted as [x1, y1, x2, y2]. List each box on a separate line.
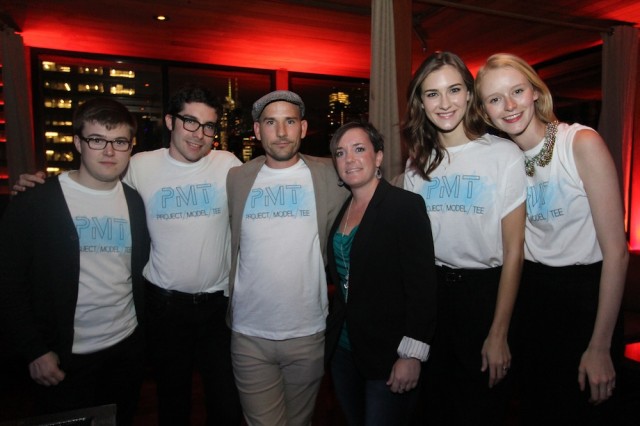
[145, 282, 242, 426]
[331, 346, 418, 426]
[34, 327, 144, 426]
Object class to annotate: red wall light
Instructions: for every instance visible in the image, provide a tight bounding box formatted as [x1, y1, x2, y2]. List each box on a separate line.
[628, 85, 640, 253]
[625, 342, 640, 363]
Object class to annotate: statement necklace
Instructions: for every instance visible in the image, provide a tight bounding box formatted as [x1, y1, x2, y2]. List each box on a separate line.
[339, 199, 353, 302]
[524, 120, 558, 177]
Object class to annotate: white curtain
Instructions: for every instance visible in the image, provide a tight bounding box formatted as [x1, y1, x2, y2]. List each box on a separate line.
[369, 0, 403, 179]
[1, 28, 36, 188]
[598, 25, 639, 228]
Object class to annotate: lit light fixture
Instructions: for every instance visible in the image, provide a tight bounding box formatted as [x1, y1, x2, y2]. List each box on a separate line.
[155, 15, 168, 21]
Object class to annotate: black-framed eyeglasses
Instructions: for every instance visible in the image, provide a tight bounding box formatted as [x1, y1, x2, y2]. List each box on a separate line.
[173, 113, 217, 137]
[79, 136, 132, 152]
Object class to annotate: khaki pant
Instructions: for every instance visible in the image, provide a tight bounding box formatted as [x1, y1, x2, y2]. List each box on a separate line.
[231, 331, 325, 426]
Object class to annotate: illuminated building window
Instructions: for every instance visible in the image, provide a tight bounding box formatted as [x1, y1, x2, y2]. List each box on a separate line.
[78, 66, 104, 75]
[45, 120, 73, 127]
[44, 81, 72, 91]
[42, 61, 71, 73]
[44, 98, 73, 109]
[45, 132, 73, 144]
[110, 84, 135, 95]
[329, 92, 351, 105]
[109, 69, 135, 78]
[78, 83, 104, 93]
[45, 150, 74, 162]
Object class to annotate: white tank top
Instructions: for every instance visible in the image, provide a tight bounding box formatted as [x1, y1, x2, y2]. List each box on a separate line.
[523, 122, 603, 266]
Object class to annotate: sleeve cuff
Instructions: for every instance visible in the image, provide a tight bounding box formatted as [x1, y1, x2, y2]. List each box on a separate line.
[397, 336, 430, 362]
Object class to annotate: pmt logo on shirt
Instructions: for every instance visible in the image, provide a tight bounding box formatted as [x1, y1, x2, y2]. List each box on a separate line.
[149, 184, 223, 220]
[420, 174, 487, 216]
[244, 184, 312, 220]
[74, 216, 132, 254]
[526, 181, 565, 222]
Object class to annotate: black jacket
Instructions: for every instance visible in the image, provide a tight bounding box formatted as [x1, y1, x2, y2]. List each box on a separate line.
[325, 179, 437, 378]
[0, 177, 150, 366]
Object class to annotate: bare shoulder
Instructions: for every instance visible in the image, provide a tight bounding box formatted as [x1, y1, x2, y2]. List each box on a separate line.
[572, 128, 614, 168]
[574, 127, 602, 141]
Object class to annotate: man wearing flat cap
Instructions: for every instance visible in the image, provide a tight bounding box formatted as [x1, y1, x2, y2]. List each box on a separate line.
[226, 90, 348, 425]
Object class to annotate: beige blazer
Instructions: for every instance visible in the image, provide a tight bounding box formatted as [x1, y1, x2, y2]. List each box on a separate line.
[225, 153, 349, 324]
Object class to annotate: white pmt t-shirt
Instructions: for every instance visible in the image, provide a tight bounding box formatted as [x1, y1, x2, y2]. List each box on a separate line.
[124, 148, 241, 294]
[404, 134, 526, 268]
[59, 173, 137, 354]
[232, 159, 327, 340]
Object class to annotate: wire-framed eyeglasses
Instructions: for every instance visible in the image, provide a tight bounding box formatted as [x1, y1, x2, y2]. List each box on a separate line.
[79, 136, 132, 152]
[174, 113, 217, 137]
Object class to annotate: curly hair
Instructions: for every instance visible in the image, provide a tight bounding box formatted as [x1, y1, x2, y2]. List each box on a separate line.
[166, 84, 221, 117]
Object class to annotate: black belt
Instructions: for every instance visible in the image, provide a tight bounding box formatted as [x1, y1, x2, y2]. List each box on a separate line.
[145, 280, 224, 304]
[436, 265, 502, 284]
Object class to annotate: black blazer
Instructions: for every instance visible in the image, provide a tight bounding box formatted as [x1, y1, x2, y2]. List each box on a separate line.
[0, 177, 150, 366]
[325, 179, 437, 378]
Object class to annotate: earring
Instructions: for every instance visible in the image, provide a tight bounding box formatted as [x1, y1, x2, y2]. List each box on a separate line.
[375, 168, 382, 179]
[338, 178, 344, 187]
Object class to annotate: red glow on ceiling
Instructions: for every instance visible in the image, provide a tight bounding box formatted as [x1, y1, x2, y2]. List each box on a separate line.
[20, 27, 370, 78]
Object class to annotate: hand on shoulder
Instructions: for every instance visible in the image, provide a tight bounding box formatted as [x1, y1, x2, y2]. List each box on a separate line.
[11, 171, 46, 196]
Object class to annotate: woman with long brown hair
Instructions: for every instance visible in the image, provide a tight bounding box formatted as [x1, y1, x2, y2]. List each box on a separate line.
[399, 51, 526, 424]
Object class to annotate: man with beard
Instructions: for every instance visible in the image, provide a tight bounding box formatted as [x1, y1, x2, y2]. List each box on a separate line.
[226, 91, 348, 425]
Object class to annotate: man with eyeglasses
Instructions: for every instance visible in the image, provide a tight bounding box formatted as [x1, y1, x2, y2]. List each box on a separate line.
[13, 86, 243, 425]
[0, 98, 150, 425]
[123, 85, 242, 425]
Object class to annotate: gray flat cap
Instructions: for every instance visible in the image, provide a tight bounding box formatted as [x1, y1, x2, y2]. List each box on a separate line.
[251, 90, 305, 122]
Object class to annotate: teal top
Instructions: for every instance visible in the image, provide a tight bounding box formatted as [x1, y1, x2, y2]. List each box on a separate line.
[333, 226, 358, 351]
